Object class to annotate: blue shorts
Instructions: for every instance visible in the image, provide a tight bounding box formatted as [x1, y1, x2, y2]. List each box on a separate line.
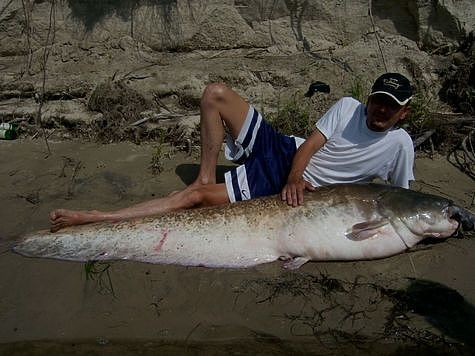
[224, 106, 298, 203]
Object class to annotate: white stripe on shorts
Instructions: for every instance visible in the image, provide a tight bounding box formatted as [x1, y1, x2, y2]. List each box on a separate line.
[224, 164, 251, 203]
[224, 106, 262, 162]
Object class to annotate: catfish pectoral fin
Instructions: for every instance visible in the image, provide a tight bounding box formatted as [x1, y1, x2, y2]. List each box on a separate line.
[346, 219, 390, 241]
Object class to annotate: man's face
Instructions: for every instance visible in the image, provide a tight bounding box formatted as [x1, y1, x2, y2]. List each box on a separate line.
[366, 94, 410, 132]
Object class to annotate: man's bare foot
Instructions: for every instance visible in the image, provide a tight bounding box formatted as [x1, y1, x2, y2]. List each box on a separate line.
[49, 209, 104, 232]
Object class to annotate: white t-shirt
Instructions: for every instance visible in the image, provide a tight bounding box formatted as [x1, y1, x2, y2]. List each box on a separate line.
[295, 97, 414, 188]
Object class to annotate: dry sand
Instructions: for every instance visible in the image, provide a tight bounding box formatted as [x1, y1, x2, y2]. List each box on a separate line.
[0, 138, 474, 355]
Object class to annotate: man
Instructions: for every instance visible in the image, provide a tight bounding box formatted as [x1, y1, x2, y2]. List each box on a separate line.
[282, 72, 414, 206]
[50, 72, 414, 232]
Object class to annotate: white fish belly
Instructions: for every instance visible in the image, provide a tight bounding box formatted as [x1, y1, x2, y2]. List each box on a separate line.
[280, 203, 407, 261]
[136, 217, 280, 267]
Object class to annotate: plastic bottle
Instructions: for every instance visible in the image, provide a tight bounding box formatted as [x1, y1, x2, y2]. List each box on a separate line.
[0, 125, 17, 140]
[0, 123, 15, 130]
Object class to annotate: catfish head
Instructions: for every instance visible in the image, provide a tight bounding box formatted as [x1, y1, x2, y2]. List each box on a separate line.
[377, 188, 474, 246]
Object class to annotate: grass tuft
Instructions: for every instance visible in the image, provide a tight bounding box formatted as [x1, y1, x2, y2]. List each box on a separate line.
[348, 76, 369, 103]
[267, 94, 314, 138]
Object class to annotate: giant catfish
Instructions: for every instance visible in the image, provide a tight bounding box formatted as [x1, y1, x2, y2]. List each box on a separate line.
[13, 184, 475, 269]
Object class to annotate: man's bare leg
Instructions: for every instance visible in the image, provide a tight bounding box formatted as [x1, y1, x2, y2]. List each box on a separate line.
[192, 83, 250, 187]
[49, 83, 248, 232]
[50, 184, 229, 232]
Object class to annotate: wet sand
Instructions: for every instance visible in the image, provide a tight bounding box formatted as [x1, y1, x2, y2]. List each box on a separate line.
[0, 138, 474, 355]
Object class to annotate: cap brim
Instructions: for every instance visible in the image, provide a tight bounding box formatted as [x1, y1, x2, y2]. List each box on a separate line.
[370, 91, 412, 106]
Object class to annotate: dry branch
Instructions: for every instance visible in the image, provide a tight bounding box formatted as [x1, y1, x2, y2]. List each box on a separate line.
[413, 130, 436, 148]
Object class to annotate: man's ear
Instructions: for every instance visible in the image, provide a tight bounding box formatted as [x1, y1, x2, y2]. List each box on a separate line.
[399, 105, 411, 120]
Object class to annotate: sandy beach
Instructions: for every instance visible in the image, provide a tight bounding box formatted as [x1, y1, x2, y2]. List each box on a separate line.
[0, 138, 474, 355]
[0, 0, 474, 353]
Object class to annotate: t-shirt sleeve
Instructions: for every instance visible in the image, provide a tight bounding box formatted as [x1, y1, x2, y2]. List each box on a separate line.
[389, 134, 415, 188]
[315, 98, 347, 140]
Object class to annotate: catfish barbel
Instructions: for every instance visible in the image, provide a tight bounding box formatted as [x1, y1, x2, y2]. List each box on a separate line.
[13, 184, 475, 269]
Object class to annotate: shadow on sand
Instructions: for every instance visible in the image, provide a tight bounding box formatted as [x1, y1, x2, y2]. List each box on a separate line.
[390, 278, 475, 348]
[174, 164, 234, 186]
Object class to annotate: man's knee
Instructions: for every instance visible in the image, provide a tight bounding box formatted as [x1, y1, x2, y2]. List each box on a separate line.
[184, 185, 227, 208]
[201, 83, 228, 106]
[185, 188, 206, 208]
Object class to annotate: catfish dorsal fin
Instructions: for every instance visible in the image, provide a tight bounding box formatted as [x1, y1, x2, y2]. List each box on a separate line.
[346, 218, 389, 241]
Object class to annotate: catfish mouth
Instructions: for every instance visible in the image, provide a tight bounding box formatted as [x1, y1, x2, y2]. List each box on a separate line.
[399, 205, 460, 239]
[448, 205, 475, 232]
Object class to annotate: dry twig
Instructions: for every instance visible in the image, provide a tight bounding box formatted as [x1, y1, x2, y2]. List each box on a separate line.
[368, 0, 388, 72]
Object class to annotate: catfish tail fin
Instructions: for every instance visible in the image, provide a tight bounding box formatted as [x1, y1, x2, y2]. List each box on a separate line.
[0, 236, 21, 255]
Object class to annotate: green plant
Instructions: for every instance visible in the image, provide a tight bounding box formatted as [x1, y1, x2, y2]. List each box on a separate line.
[404, 93, 434, 133]
[403, 92, 463, 152]
[149, 128, 167, 175]
[348, 76, 369, 103]
[84, 261, 115, 296]
[267, 94, 314, 138]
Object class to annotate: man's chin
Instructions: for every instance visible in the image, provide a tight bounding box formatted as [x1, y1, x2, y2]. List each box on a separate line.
[367, 121, 387, 132]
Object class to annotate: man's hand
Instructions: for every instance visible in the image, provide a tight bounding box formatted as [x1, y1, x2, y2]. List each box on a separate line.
[281, 177, 315, 207]
[281, 129, 326, 207]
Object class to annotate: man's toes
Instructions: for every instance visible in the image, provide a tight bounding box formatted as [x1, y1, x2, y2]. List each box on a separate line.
[50, 223, 62, 233]
[49, 210, 59, 221]
[50, 209, 68, 221]
[50, 215, 69, 232]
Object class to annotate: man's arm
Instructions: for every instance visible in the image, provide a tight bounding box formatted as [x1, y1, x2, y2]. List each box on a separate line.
[282, 129, 327, 206]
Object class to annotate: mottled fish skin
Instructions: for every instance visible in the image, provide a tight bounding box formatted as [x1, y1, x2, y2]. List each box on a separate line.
[13, 184, 469, 269]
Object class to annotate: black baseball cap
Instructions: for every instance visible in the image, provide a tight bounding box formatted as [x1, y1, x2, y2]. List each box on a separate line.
[369, 73, 413, 105]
